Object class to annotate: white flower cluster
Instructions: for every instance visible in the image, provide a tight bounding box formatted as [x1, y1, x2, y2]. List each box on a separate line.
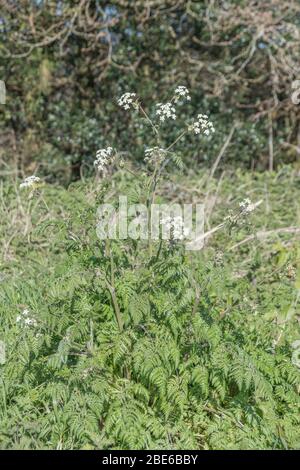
[94, 147, 113, 171]
[118, 92, 137, 110]
[144, 147, 167, 165]
[16, 309, 38, 328]
[19, 175, 41, 189]
[161, 215, 190, 240]
[156, 102, 176, 122]
[190, 114, 215, 136]
[239, 198, 255, 214]
[225, 198, 256, 226]
[175, 85, 191, 101]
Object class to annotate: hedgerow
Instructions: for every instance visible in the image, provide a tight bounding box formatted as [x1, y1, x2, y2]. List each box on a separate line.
[1, 0, 299, 180]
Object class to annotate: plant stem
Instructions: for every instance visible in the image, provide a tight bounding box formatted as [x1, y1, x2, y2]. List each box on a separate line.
[139, 104, 159, 137]
[166, 130, 187, 152]
[105, 240, 124, 332]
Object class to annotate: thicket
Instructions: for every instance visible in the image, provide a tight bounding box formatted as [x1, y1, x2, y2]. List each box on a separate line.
[1, 0, 300, 182]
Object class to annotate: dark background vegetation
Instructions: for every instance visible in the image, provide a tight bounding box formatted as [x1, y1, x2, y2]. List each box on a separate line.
[0, 0, 300, 182]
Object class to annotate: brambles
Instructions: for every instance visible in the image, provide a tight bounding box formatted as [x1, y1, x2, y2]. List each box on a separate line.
[1, 1, 299, 180]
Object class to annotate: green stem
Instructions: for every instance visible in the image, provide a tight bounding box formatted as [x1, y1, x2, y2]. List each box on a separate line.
[105, 241, 124, 332]
[166, 130, 187, 152]
[139, 104, 159, 137]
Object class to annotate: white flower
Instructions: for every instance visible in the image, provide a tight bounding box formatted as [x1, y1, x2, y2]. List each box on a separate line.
[118, 92, 137, 110]
[239, 198, 255, 214]
[175, 85, 191, 101]
[156, 102, 176, 122]
[19, 175, 41, 189]
[225, 198, 256, 227]
[16, 309, 37, 328]
[94, 147, 114, 171]
[161, 215, 190, 240]
[190, 114, 215, 136]
[24, 317, 38, 326]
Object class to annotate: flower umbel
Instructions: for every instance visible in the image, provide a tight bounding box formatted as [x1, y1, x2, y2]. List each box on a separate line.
[94, 147, 114, 171]
[225, 198, 256, 229]
[190, 114, 215, 136]
[118, 92, 137, 110]
[239, 198, 256, 214]
[16, 309, 38, 328]
[156, 102, 176, 122]
[174, 85, 191, 102]
[161, 215, 190, 240]
[19, 176, 41, 190]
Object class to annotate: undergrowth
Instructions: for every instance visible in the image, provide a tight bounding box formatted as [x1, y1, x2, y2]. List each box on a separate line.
[0, 167, 300, 450]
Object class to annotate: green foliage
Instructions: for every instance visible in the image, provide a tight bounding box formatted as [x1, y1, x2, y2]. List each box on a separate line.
[0, 169, 300, 449]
